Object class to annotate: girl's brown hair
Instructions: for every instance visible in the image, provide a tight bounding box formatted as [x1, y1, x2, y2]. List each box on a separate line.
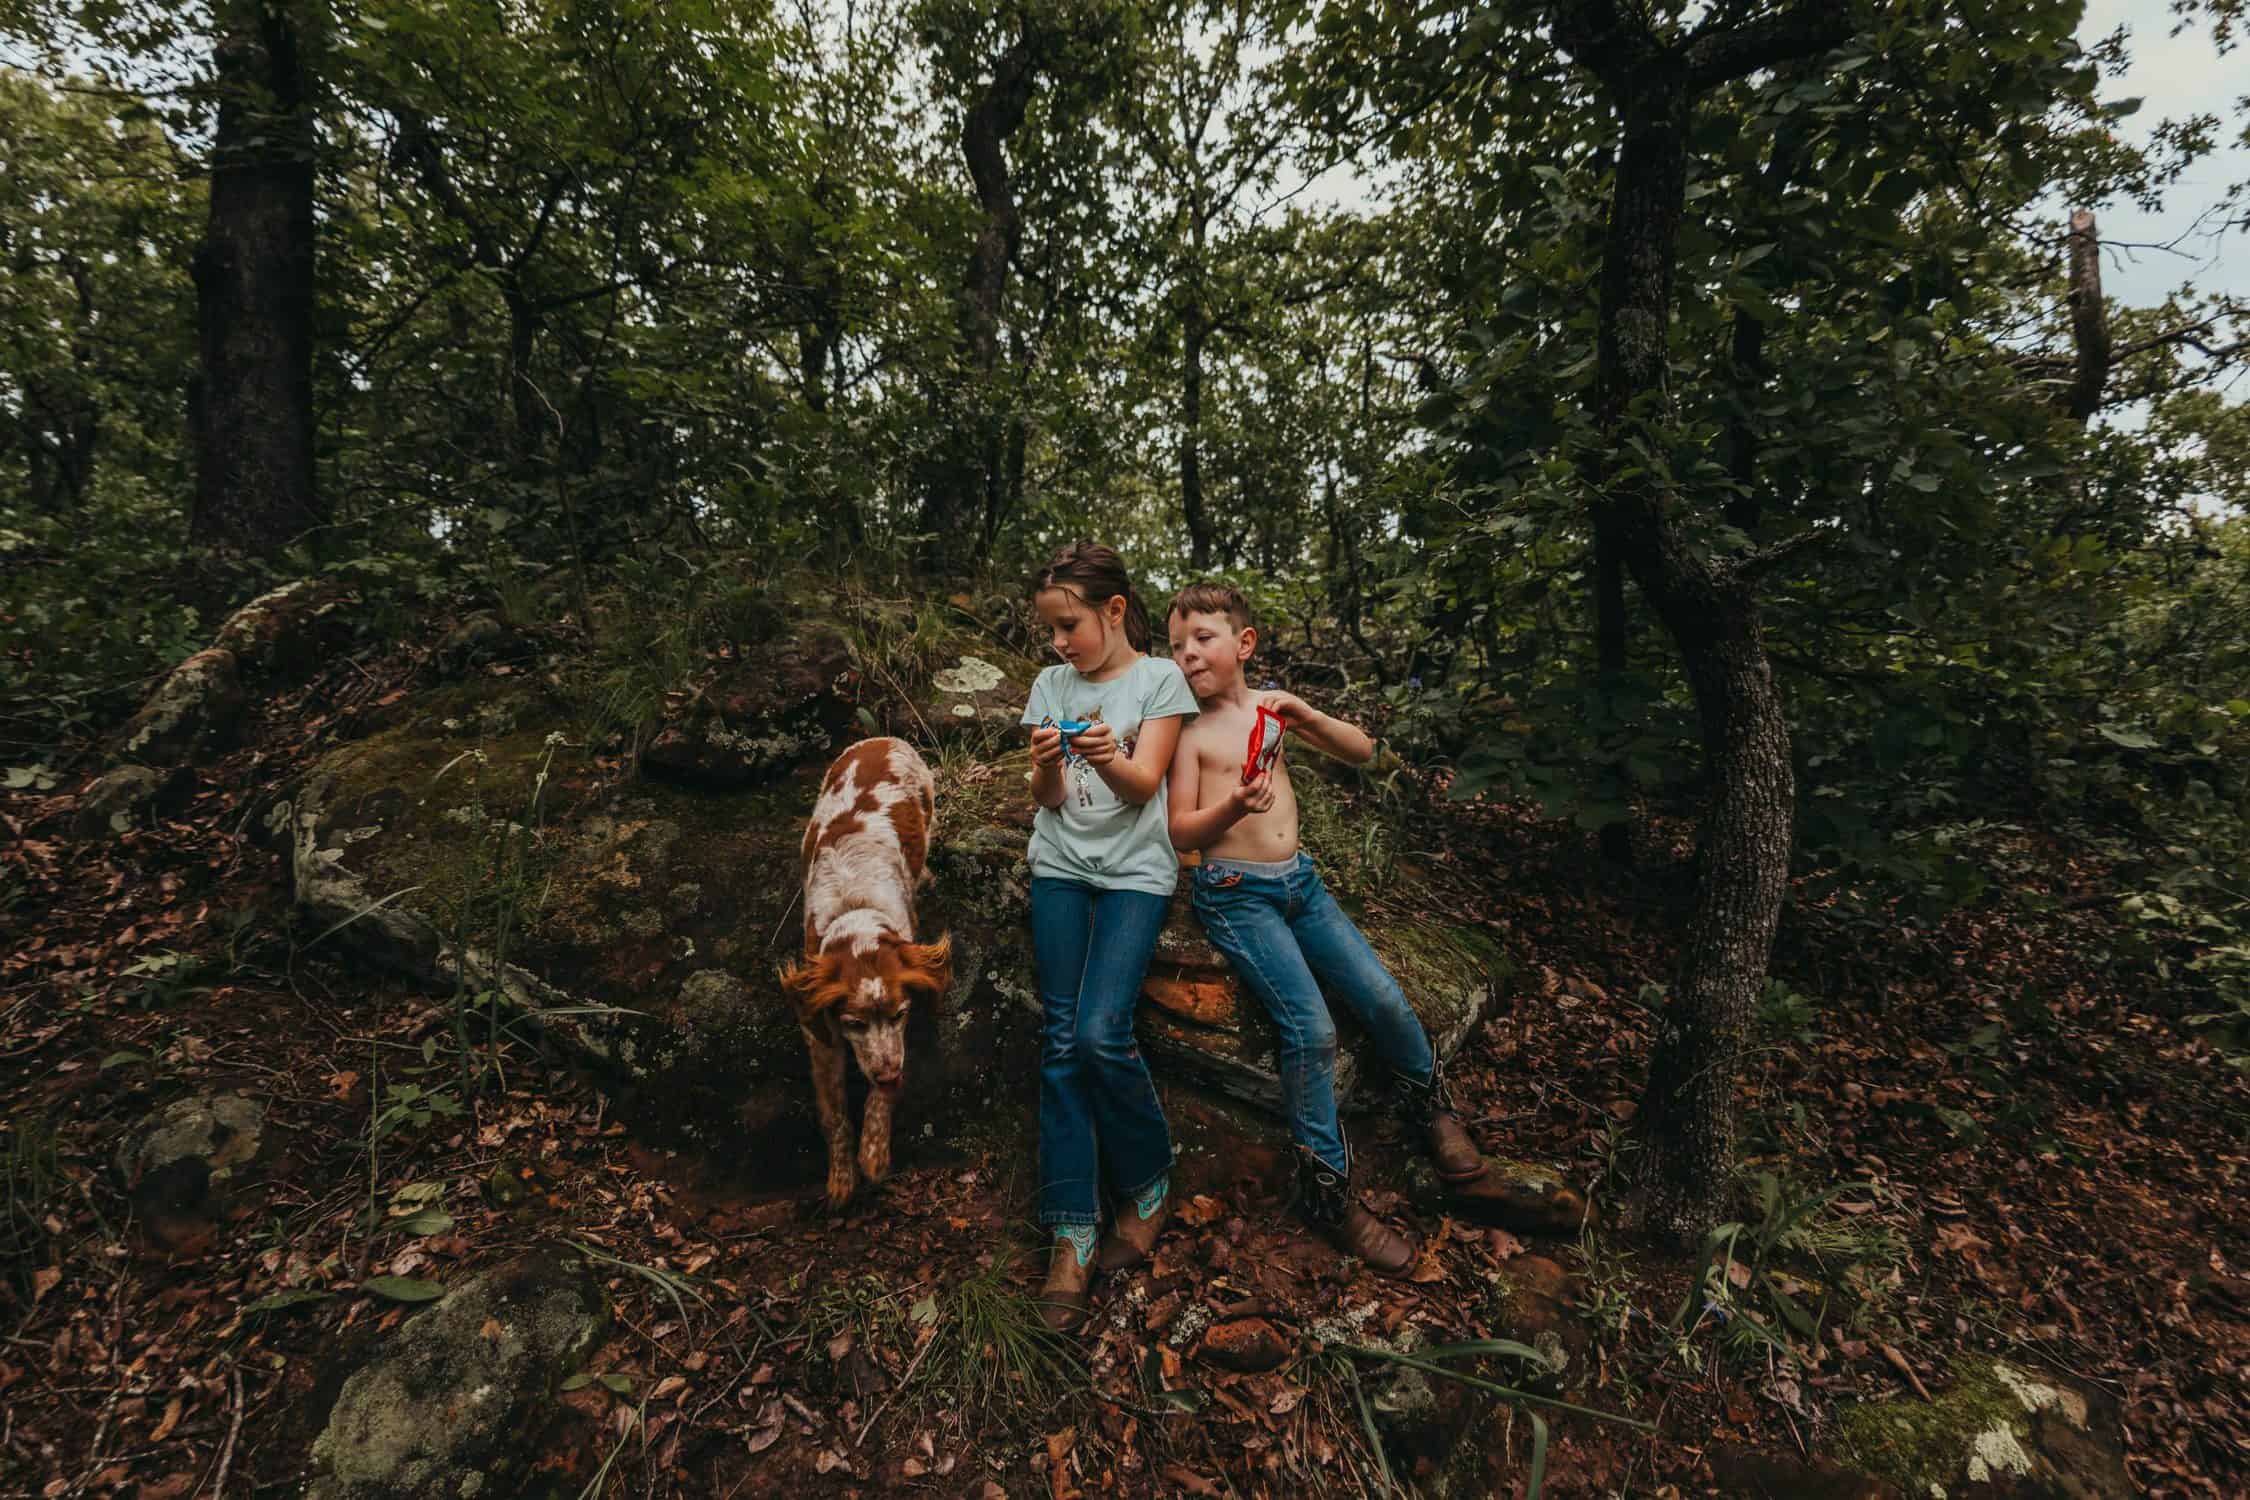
[1029, 541, 1153, 652]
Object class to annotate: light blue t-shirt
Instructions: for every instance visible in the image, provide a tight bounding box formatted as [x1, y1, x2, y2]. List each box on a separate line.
[1021, 655, 1199, 895]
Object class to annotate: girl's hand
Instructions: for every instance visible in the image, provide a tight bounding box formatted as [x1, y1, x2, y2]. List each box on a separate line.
[1030, 725, 1066, 768]
[1226, 770, 1276, 819]
[1259, 690, 1314, 728]
[1073, 721, 1118, 765]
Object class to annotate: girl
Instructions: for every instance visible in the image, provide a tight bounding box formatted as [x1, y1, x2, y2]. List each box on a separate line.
[1020, 541, 1198, 1332]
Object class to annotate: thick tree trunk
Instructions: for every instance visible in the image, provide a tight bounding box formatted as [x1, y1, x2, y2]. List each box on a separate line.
[191, 0, 320, 557]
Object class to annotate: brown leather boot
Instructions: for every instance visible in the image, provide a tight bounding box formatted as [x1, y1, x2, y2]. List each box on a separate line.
[1035, 1234, 1094, 1334]
[1394, 1066, 1489, 1185]
[1297, 1147, 1414, 1277]
[1094, 1178, 1173, 1273]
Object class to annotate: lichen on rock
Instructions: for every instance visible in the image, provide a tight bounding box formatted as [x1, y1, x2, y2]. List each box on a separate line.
[305, 1247, 608, 1500]
[1830, 1356, 2132, 1500]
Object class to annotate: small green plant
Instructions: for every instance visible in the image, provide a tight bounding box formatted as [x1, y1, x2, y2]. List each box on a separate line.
[1317, 1337, 1655, 1500]
[1, 1113, 61, 1286]
[1755, 978, 1822, 1043]
[1673, 1171, 1902, 1369]
[913, 1245, 1084, 1430]
[117, 949, 213, 1008]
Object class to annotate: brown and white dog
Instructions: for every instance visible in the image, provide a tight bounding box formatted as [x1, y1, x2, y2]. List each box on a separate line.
[780, 737, 952, 1207]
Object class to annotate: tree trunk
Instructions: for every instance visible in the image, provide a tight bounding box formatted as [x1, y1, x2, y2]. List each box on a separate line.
[1549, 14, 1823, 1242]
[190, 0, 320, 557]
[1594, 521, 1633, 865]
[918, 32, 1039, 571]
[2062, 210, 2109, 424]
[504, 285, 544, 460]
[1181, 303, 1213, 569]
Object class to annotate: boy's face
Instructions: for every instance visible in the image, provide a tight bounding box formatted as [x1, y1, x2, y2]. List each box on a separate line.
[1168, 608, 1254, 696]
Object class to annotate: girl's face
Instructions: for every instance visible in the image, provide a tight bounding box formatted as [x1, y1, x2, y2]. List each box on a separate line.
[1034, 586, 1128, 671]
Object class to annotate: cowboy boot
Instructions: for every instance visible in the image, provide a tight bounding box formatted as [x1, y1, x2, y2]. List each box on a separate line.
[1036, 1232, 1095, 1334]
[1393, 1065, 1489, 1186]
[1296, 1146, 1414, 1276]
[1095, 1175, 1173, 1273]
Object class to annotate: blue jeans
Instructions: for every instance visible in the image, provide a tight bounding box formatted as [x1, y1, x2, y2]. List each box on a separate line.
[1028, 878, 1175, 1227]
[1191, 853, 1434, 1175]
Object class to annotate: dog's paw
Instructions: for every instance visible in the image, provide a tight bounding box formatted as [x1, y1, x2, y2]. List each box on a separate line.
[824, 1163, 857, 1210]
[857, 1137, 891, 1186]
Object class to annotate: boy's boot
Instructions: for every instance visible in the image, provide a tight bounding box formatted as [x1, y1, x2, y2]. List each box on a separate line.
[1392, 1065, 1489, 1186]
[1036, 1232, 1094, 1334]
[1295, 1146, 1414, 1276]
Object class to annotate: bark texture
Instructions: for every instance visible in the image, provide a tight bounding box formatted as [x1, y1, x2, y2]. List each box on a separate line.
[917, 32, 1042, 571]
[191, 0, 320, 557]
[1546, 0, 1847, 1242]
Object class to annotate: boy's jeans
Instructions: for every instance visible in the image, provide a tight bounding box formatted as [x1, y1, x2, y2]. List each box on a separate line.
[1028, 878, 1175, 1227]
[1191, 852, 1434, 1176]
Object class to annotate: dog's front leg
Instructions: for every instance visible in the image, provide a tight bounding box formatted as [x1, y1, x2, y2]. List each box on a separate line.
[803, 1023, 856, 1208]
[857, 1085, 893, 1188]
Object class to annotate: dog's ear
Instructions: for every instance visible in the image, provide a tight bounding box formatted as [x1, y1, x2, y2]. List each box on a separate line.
[897, 933, 952, 1004]
[778, 951, 845, 1022]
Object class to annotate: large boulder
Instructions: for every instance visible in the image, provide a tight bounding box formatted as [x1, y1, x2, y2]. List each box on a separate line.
[305, 1246, 607, 1500]
[279, 652, 1496, 1191]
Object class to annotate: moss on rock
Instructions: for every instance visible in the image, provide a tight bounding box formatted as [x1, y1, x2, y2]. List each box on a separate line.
[306, 1247, 607, 1500]
[1831, 1356, 2130, 1500]
[286, 653, 1497, 1192]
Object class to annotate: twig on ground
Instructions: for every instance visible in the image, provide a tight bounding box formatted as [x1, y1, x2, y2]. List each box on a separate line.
[854, 1325, 937, 1449]
[210, 1366, 245, 1499]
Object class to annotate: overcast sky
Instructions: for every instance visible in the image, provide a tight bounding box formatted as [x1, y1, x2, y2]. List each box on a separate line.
[2078, 0, 2248, 310]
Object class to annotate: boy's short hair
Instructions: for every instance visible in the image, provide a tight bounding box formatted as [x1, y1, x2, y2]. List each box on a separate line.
[1168, 582, 1254, 633]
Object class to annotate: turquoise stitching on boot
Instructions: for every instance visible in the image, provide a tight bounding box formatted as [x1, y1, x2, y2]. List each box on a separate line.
[1056, 1223, 1098, 1267]
[1133, 1173, 1169, 1221]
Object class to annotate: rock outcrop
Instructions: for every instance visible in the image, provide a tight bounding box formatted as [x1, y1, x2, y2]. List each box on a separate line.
[275, 611, 1501, 1193]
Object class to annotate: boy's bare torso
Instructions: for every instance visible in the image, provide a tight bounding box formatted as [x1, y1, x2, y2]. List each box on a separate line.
[1180, 697, 1300, 862]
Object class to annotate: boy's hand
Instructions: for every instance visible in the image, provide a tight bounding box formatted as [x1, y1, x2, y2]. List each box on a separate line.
[1030, 725, 1066, 768]
[1225, 770, 1276, 820]
[1073, 721, 1118, 765]
[1259, 690, 1315, 729]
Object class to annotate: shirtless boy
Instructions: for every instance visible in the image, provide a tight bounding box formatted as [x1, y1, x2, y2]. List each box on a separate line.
[1165, 583, 1492, 1273]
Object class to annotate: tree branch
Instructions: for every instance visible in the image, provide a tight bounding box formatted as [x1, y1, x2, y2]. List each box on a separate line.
[1683, 4, 1854, 91]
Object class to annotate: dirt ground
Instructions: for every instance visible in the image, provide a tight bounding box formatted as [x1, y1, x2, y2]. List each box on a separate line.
[2, 646, 2245, 1498]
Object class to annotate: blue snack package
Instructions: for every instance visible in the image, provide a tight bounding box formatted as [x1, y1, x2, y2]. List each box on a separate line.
[1040, 713, 1093, 754]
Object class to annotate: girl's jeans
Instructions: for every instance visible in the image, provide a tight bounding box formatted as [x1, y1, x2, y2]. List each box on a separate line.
[1190, 852, 1434, 1175]
[1028, 877, 1176, 1227]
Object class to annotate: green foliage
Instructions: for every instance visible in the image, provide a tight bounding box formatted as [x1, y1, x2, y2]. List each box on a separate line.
[1672, 1173, 1903, 1369]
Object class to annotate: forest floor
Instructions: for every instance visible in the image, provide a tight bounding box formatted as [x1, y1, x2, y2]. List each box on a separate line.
[2, 642, 2246, 1499]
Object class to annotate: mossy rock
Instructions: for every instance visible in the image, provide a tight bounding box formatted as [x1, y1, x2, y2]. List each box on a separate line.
[638, 624, 857, 788]
[305, 1246, 607, 1500]
[1830, 1356, 2132, 1500]
[282, 657, 1493, 1193]
[114, 1091, 275, 1250]
[114, 647, 245, 766]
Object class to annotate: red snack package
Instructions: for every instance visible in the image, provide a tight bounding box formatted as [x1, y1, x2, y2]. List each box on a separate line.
[1242, 705, 1286, 785]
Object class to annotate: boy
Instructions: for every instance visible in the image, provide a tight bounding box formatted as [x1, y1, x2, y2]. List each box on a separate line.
[1165, 583, 1491, 1275]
